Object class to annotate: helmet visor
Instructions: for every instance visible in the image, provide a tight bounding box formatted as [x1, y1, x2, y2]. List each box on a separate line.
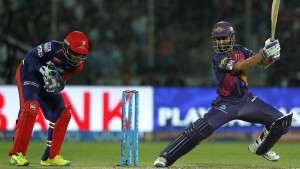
[212, 35, 235, 53]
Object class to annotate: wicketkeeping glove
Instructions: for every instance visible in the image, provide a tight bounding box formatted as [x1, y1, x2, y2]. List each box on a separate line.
[260, 39, 281, 62]
[39, 66, 65, 94]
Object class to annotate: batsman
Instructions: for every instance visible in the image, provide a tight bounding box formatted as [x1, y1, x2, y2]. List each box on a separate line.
[9, 31, 89, 166]
[154, 21, 293, 167]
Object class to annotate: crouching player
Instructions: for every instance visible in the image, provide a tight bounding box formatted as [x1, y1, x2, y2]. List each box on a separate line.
[153, 21, 293, 167]
[9, 31, 89, 166]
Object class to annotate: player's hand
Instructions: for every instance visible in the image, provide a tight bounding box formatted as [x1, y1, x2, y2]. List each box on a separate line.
[265, 38, 280, 61]
[265, 38, 272, 46]
[39, 66, 65, 94]
[43, 77, 65, 94]
[39, 66, 56, 78]
[260, 39, 280, 62]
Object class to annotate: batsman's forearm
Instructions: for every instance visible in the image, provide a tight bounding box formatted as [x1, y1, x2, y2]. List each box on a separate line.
[234, 53, 262, 71]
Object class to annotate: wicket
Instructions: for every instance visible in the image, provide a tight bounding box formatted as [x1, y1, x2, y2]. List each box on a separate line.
[120, 90, 139, 166]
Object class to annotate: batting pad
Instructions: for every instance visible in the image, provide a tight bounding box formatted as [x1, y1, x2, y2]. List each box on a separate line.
[49, 105, 72, 158]
[9, 100, 39, 156]
[256, 113, 293, 155]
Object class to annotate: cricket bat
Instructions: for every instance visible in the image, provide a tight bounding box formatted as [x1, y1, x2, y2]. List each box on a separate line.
[271, 0, 280, 40]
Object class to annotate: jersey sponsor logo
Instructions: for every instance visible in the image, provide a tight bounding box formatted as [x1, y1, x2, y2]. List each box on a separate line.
[226, 60, 235, 70]
[251, 95, 257, 102]
[44, 42, 51, 52]
[219, 57, 228, 68]
[23, 81, 39, 88]
[220, 105, 226, 109]
[215, 105, 228, 114]
[37, 45, 43, 57]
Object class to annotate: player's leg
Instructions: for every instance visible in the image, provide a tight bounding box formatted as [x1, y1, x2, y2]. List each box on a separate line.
[238, 93, 293, 161]
[153, 118, 214, 167]
[40, 106, 71, 166]
[9, 63, 42, 166]
[39, 93, 71, 166]
[248, 113, 292, 161]
[9, 101, 39, 166]
[154, 103, 237, 167]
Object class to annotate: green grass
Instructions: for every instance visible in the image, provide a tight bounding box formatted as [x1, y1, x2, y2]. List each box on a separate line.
[0, 141, 299, 168]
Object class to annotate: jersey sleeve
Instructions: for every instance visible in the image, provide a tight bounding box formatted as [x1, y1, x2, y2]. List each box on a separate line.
[242, 46, 256, 59]
[24, 41, 56, 71]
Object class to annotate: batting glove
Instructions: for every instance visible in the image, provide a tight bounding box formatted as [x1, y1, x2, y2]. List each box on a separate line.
[43, 77, 65, 94]
[39, 66, 65, 94]
[260, 39, 280, 62]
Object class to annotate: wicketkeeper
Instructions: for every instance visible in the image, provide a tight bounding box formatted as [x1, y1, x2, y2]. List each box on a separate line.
[154, 21, 293, 167]
[9, 31, 89, 166]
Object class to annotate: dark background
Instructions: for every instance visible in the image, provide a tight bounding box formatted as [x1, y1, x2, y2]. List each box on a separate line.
[0, 0, 299, 86]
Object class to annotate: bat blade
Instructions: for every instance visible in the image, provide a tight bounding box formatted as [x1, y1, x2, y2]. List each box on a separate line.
[271, 0, 280, 39]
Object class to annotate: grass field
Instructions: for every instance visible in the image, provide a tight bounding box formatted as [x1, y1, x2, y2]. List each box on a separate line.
[0, 141, 299, 169]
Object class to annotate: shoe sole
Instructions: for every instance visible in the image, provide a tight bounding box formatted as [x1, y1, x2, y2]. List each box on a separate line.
[263, 155, 279, 162]
[41, 163, 71, 166]
[154, 162, 166, 168]
[248, 146, 279, 162]
[154, 164, 165, 167]
[40, 162, 71, 166]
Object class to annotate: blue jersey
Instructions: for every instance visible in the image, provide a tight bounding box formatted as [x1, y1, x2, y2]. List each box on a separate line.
[212, 44, 255, 104]
[23, 41, 83, 81]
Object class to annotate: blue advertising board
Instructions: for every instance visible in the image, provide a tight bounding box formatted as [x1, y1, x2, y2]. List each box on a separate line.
[153, 87, 300, 141]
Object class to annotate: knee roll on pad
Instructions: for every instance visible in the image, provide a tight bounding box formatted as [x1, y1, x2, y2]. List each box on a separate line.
[159, 118, 214, 166]
[9, 100, 39, 156]
[256, 113, 293, 155]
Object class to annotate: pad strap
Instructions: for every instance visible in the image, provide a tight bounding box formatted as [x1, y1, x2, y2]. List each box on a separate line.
[159, 118, 214, 166]
[9, 101, 39, 155]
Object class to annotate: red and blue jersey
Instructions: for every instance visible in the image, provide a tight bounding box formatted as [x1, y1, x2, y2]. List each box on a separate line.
[212, 44, 255, 103]
[22, 41, 83, 81]
[16, 41, 85, 122]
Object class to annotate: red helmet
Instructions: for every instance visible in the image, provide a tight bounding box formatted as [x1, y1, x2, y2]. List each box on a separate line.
[63, 31, 89, 66]
[64, 31, 89, 54]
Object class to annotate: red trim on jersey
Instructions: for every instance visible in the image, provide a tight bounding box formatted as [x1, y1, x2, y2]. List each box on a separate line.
[16, 62, 25, 108]
[61, 63, 84, 81]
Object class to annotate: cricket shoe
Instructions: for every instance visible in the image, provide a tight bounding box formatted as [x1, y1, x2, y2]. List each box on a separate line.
[153, 157, 167, 167]
[40, 155, 71, 166]
[248, 139, 280, 161]
[10, 152, 29, 166]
